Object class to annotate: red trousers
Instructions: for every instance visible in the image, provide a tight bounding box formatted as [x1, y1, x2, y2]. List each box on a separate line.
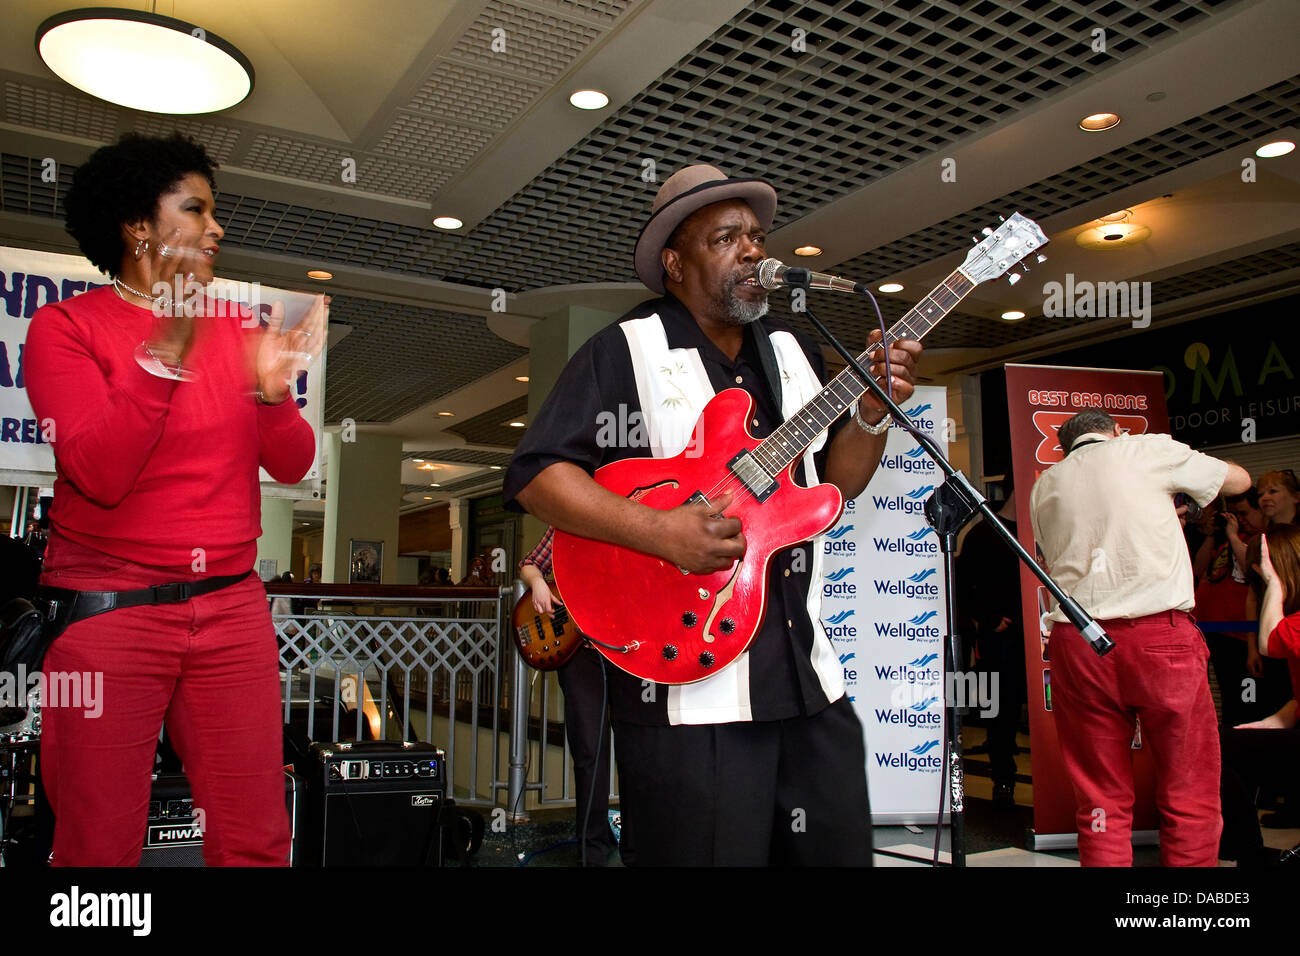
[41, 538, 290, 866]
[1050, 611, 1220, 867]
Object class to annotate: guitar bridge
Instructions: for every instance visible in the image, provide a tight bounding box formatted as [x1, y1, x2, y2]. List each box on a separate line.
[726, 449, 778, 502]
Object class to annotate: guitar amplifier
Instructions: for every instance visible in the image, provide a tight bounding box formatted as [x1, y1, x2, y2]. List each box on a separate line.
[139, 769, 302, 867]
[303, 740, 447, 867]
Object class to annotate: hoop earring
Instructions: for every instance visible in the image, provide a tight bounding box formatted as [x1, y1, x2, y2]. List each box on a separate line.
[134, 238, 149, 259]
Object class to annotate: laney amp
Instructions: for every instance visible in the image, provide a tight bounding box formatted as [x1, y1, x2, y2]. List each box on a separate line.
[139, 769, 302, 866]
[304, 740, 447, 866]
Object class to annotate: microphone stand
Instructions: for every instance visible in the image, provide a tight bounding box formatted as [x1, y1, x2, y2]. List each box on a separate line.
[788, 279, 1113, 868]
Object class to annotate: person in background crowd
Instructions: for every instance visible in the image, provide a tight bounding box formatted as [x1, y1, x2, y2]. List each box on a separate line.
[1185, 496, 1222, 569]
[270, 571, 294, 617]
[1196, 490, 1292, 726]
[291, 564, 321, 616]
[1219, 524, 1300, 866]
[956, 473, 1027, 809]
[24, 133, 324, 866]
[1257, 470, 1299, 528]
[1030, 410, 1250, 866]
[518, 527, 617, 865]
[458, 555, 489, 586]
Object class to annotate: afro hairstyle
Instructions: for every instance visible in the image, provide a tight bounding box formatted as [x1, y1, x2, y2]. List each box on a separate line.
[63, 132, 218, 277]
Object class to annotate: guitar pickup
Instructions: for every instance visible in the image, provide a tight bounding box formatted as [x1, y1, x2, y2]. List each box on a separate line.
[726, 450, 778, 502]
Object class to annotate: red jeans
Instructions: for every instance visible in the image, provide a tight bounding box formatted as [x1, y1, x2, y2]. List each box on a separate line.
[1050, 611, 1220, 866]
[40, 537, 290, 866]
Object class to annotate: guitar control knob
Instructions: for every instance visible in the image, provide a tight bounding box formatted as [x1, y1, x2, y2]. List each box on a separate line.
[698, 651, 715, 668]
[681, 612, 697, 628]
[719, 618, 736, 635]
[662, 644, 678, 661]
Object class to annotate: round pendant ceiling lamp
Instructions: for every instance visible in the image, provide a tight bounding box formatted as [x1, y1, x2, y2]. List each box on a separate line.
[36, 7, 254, 114]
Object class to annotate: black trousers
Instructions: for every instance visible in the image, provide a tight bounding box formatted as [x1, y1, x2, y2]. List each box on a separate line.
[976, 629, 1027, 787]
[1219, 725, 1300, 864]
[613, 696, 872, 866]
[1205, 633, 1293, 727]
[557, 646, 615, 865]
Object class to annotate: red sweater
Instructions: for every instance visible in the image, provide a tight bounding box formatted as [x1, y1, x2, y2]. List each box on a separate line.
[1266, 611, 1300, 699]
[25, 286, 315, 576]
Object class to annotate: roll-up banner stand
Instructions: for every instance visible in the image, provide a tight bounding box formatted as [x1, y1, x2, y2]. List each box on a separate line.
[0, 246, 324, 498]
[821, 385, 949, 823]
[1005, 364, 1170, 849]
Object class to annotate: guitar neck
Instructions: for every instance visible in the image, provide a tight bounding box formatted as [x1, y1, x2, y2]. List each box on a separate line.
[752, 268, 975, 476]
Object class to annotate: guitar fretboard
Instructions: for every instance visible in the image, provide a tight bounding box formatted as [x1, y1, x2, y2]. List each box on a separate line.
[750, 268, 975, 476]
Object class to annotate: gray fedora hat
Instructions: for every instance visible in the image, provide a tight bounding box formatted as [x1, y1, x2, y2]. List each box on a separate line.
[633, 164, 777, 294]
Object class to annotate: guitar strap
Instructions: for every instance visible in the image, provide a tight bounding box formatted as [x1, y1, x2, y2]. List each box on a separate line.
[748, 321, 784, 415]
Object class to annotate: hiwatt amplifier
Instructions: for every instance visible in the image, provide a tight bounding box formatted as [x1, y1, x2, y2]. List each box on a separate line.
[138, 770, 303, 867]
[303, 740, 447, 866]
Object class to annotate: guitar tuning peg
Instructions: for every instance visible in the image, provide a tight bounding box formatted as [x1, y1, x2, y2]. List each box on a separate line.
[1020, 261, 1030, 272]
[1008, 273, 1021, 285]
[981, 227, 993, 236]
[998, 215, 1005, 222]
[971, 236, 980, 245]
[1036, 254, 1047, 263]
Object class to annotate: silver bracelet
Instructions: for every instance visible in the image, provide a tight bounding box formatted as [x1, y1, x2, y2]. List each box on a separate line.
[255, 389, 289, 405]
[852, 401, 891, 435]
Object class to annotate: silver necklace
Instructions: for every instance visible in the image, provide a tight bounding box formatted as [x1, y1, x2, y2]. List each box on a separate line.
[114, 276, 166, 303]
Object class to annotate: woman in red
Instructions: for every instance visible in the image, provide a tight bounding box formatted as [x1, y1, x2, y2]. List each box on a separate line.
[1218, 523, 1300, 865]
[24, 133, 325, 865]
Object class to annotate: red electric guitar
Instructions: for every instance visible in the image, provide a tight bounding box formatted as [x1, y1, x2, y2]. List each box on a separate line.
[553, 213, 1048, 684]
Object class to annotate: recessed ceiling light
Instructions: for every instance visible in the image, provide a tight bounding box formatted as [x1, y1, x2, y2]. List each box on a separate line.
[412, 458, 425, 463]
[878, 283, 904, 293]
[1256, 140, 1296, 158]
[489, 465, 502, 470]
[437, 411, 454, 417]
[1079, 112, 1121, 131]
[569, 89, 609, 110]
[794, 245, 823, 257]
[417, 463, 439, 471]
[430, 483, 440, 488]
[1001, 310, 1026, 321]
[306, 270, 333, 280]
[432, 216, 463, 230]
[515, 375, 529, 382]
[508, 421, 526, 428]
[1076, 222, 1151, 249]
[36, 9, 254, 114]
[1095, 210, 1131, 224]
[423, 496, 432, 500]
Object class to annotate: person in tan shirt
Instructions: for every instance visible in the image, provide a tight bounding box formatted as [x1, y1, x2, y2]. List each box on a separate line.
[1030, 410, 1251, 867]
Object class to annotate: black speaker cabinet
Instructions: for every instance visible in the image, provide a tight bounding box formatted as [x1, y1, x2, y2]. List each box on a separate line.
[138, 769, 302, 867]
[303, 740, 447, 867]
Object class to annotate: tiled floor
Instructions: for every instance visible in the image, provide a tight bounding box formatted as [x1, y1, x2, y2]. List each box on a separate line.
[478, 722, 1300, 867]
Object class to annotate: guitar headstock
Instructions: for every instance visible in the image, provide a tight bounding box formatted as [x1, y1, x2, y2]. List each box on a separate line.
[960, 212, 1049, 286]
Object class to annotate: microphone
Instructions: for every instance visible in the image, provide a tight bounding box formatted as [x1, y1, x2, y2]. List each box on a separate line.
[756, 258, 869, 294]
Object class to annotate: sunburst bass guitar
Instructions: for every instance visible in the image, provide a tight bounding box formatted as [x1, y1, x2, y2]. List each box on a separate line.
[552, 213, 1048, 685]
[512, 587, 585, 670]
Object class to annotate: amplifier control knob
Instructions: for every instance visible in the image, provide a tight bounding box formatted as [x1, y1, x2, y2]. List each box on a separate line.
[662, 644, 678, 661]
[681, 612, 697, 627]
[699, 651, 715, 668]
[719, 618, 736, 635]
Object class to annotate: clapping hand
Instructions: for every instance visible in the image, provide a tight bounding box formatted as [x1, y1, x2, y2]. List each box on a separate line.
[1254, 533, 1279, 588]
[256, 294, 328, 403]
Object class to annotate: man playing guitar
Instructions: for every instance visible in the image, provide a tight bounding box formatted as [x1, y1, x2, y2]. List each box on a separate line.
[504, 164, 922, 865]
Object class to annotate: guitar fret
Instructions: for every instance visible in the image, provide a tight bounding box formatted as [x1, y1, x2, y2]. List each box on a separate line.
[755, 267, 980, 473]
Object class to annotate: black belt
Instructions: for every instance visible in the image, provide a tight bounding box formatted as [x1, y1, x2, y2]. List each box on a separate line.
[34, 571, 253, 634]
